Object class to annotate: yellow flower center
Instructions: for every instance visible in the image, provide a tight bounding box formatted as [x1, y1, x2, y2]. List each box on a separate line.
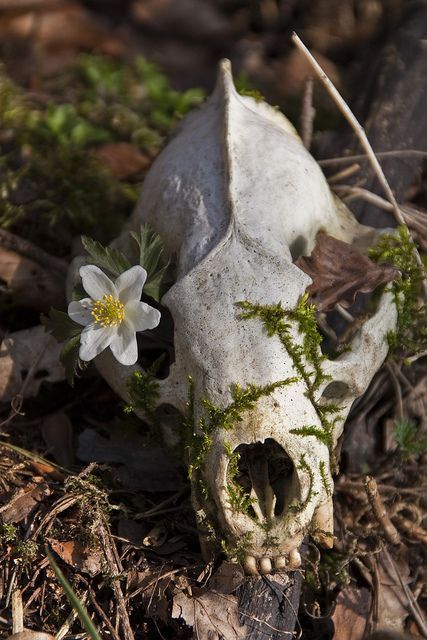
[91, 294, 125, 327]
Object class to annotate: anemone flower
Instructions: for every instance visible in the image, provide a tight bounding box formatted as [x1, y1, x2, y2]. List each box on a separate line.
[68, 264, 161, 365]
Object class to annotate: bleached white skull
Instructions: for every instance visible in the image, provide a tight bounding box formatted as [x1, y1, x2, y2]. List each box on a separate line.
[83, 61, 397, 574]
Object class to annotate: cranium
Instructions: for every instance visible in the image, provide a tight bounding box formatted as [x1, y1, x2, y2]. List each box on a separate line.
[74, 60, 397, 575]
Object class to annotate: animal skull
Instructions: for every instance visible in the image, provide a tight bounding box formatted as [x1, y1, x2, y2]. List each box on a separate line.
[80, 61, 397, 574]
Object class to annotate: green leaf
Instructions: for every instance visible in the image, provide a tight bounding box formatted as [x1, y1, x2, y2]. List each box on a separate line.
[60, 335, 87, 386]
[45, 546, 102, 640]
[82, 235, 131, 276]
[42, 308, 82, 342]
[130, 225, 168, 301]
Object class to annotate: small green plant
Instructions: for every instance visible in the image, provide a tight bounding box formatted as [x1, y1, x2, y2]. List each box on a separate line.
[369, 226, 427, 356]
[393, 418, 427, 460]
[0, 522, 17, 543]
[125, 368, 161, 416]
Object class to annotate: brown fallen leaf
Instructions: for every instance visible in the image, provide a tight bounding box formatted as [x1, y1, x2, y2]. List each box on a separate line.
[0, 325, 64, 403]
[172, 590, 246, 640]
[41, 412, 74, 467]
[49, 539, 102, 576]
[92, 143, 152, 179]
[331, 586, 371, 640]
[296, 232, 400, 312]
[0, 482, 50, 524]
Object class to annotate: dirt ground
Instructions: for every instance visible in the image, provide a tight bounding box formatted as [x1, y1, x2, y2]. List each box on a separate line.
[0, 1, 426, 639]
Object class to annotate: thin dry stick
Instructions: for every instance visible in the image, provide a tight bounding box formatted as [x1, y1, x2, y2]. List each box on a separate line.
[382, 547, 427, 638]
[292, 32, 427, 295]
[364, 476, 401, 545]
[319, 149, 427, 167]
[0, 228, 68, 275]
[300, 75, 315, 149]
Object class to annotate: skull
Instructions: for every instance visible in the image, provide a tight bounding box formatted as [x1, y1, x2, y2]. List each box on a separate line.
[76, 60, 397, 574]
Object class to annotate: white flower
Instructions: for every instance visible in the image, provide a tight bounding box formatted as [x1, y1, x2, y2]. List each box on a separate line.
[68, 265, 161, 366]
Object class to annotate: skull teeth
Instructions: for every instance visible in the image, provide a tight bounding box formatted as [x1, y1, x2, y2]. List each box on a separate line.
[242, 551, 301, 575]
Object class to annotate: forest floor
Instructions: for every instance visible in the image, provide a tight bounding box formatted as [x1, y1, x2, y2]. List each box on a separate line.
[0, 1, 426, 639]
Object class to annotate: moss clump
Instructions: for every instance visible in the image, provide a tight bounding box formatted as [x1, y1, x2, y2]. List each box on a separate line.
[0, 522, 17, 543]
[238, 295, 341, 460]
[0, 56, 204, 256]
[184, 376, 298, 481]
[369, 226, 427, 356]
[224, 441, 255, 516]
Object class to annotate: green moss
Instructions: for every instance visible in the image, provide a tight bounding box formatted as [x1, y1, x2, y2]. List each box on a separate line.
[237, 295, 341, 462]
[224, 441, 255, 516]
[0, 522, 17, 543]
[369, 226, 427, 356]
[0, 56, 204, 256]
[319, 461, 332, 497]
[125, 369, 161, 417]
[289, 454, 317, 513]
[220, 532, 254, 565]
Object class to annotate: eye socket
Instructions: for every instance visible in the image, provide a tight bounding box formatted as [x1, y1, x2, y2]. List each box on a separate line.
[322, 380, 350, 400]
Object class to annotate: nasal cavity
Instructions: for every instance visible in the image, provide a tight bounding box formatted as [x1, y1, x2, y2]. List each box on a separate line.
[230, 439, 295, 521]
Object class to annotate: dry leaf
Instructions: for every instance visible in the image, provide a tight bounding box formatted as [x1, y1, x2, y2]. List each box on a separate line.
[0, 325, 64, 403]
[332, 586, 371, 640]
[296, 232, 400, 311]
[28, 460, 65, 482]
[41, 412, 74, 467]
[49, 539, 103, 576]
[375, 550, 410, 633]
[92, 143, 151, 179]
[0, 482, 50, 524]
[172, 590, 246, 640]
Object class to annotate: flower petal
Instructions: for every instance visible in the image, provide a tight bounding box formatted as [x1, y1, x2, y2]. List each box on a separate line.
[79, 324, 116, 361]
[109, 319, 138, 365]
[67, 298, 93, 326]
[80, 265, 116, 300]
[115, 265, 147, 305]
[125, 300, 161, 332]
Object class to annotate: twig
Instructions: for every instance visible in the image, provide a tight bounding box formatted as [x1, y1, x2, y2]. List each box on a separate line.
[97, 512, 135, 640]
[382, 547, 427, 638]
[328, 163, 361, 184]
[364, 476, 401, 545]
[300, 76, 315, 149]
[0, 228, 68, 275]
[319, 149, 427, 167]
[334, 185, 394, 212]
[291, 32, 427, 296]
[11, 589, 23, 634]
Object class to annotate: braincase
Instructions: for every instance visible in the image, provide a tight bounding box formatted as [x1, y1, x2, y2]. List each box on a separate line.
[126, 62, 342, 279]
